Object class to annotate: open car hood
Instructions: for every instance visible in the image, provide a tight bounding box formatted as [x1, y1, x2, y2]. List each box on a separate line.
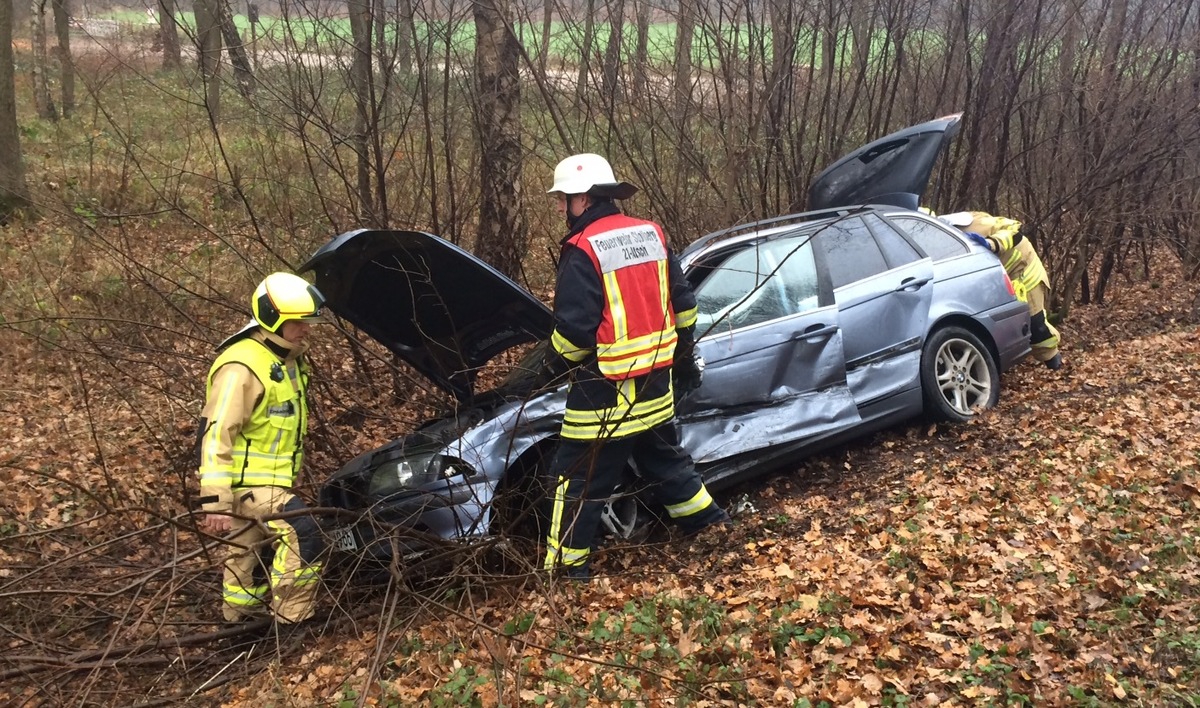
[298, 229, 554, 402]
[808, 113, 962, 211]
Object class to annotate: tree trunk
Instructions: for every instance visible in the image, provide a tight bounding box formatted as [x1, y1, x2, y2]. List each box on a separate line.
[50, 0, 71, 117]
[396, 0, 415, 76]
[218, 0, 255, 97]
[0, 0, 30, 217]
[539, 0, 552, 75]
[631, 0, 650, 99]
[673, 0, 696, 114]
[473, 0, 528, 280]
[575, 0, 596, 107]
[600, 0, 625, 105]
[766, 0, 799, 210]
[30, 0, 57, 121]
[194, 0, 222, 125]
[158, 0, 182, 69]
[349, 0, 375, 224]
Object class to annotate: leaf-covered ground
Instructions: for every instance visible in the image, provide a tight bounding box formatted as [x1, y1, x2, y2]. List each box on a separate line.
[2, 253, 1198, 707]
[207, 270, 1200, 707]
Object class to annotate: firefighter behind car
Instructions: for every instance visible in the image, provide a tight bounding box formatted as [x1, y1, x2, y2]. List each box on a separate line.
[195, 272, 327, 624]
[542, 153, 731, 581]
[941, 211, 1063, 370]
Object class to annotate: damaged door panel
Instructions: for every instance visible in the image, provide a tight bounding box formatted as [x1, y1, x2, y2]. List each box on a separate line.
[679, 309, 860, 464]
[677, 230, 861, 464]
[817, 215, 934, 409]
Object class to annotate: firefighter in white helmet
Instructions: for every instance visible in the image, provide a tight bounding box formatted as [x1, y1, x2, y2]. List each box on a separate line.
[940, 211, 1063, 370]
[542, 153, 730, 581]
[196, 272, 327, 624]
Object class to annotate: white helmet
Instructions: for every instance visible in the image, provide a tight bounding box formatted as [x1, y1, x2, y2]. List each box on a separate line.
[547, 153, 638, 199]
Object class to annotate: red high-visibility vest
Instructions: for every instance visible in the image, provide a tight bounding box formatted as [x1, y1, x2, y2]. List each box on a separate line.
[567, 214, 678, 379]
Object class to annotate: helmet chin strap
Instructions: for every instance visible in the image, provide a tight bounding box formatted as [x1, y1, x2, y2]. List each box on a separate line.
[566, 193, 612, 229]
[565, 193, 587, 229]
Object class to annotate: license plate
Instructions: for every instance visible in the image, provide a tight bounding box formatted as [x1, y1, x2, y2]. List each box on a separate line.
[328, 526, 357, 552]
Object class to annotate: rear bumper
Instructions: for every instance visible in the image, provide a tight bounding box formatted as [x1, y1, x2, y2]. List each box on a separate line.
[984, 299, 1032, 371]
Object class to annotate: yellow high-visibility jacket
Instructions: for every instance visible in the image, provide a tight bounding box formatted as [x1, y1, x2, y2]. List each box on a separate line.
[198, 330, 310, 513]
[963, 212, 1049, 302]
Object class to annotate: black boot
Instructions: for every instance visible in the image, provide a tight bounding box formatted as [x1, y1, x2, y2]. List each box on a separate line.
[1045, 353, 1063, 370]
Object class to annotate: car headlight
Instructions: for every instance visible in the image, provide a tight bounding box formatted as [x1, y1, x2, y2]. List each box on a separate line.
[427, 454, 475, 481]
[369, 452, 477, 497]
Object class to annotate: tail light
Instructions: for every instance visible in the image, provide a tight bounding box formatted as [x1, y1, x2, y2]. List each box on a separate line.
[1002, 271, 1016, 296]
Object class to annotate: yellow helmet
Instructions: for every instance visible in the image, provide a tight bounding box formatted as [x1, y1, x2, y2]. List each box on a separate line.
[251, 272, 326, 333]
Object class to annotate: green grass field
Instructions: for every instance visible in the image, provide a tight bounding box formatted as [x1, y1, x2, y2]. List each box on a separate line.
[97, 9, 922, 70]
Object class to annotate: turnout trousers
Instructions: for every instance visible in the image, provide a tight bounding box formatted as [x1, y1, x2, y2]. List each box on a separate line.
[220, 486, 324, 624]
[544, 423, 725, 572]
[1025, 283, 1061, 364]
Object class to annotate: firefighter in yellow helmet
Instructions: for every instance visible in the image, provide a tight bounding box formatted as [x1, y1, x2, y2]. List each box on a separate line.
[940, 211, 1063, 370]
[196, 272, 327, 624]
[542, 153, 730, 581]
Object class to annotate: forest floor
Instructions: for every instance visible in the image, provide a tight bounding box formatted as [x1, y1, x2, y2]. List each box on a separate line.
[1, 249, 1198, 707]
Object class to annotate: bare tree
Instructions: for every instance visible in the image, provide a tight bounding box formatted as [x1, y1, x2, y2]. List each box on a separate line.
[396, 0, 416, 76]
[218, 0, 255, 96]
[954, 0, 1027, 211]
[673, 0, 696, 113]
[50, 0, 72, 117]
[473, 0, 528, 278]
[158, 0, 182, 69]
[575, 0, 596, 106]
[0, 0, 30, 216]
[349, 0, 376, 224]
[30, 0, 56, 120]
[764, 0, 802, 210]
[194, 0, 223, 124]
[539, 0, 553, 75]
[600, 0, 626, 104]
[630, 0, 650, 99]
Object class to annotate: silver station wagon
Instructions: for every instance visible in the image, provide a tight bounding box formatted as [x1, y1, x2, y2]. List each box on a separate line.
[300, 114, 1031, 562]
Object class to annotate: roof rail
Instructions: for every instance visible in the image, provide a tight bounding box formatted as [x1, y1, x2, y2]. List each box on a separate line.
[686, 205, 873, 252]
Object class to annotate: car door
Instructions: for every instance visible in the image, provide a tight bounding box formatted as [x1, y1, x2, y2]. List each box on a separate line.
[815, 213, 934, 409]
[676, 228, 861, 468]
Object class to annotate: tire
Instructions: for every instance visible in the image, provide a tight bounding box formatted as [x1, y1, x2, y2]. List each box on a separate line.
[598, 481, 656, 545]
[490, 465, 552, 540]
[489, 441, 560, 542]
[920, 325, 1000, 422]
[494, 455, 657, 545]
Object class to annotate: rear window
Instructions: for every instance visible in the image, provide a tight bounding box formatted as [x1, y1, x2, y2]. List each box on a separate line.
[890, 216, 968, 261]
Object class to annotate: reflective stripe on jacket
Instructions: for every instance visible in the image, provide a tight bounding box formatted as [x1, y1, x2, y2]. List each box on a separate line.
[551, 203, 698, 440]
[200, 337, 309, 489]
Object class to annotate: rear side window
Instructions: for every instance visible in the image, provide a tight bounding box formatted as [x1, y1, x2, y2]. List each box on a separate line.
[890, 216, 968, 261]
[819, 218, 888, 288]
[865, 213, 923, 268]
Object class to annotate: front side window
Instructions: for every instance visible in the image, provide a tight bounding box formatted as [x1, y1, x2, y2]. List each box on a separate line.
[693, 234, 820, 333]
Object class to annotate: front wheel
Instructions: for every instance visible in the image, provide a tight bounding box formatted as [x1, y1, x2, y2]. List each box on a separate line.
[920, 326, 1000, 422]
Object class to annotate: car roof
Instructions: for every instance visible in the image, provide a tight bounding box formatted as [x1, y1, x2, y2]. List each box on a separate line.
[681, 205, 904, 259]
